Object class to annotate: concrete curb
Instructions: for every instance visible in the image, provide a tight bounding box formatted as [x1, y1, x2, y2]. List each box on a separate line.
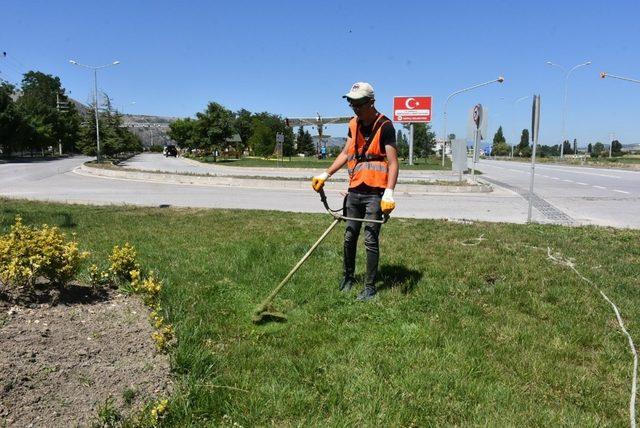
[78, 163, 492, 194]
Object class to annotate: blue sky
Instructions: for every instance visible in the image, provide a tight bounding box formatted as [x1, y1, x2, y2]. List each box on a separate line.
[2, 0, 639, 146]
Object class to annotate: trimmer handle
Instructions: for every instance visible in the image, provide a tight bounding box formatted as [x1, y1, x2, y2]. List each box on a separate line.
[318, 188, 389, 224]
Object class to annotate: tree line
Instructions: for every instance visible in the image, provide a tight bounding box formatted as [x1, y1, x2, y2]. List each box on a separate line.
[394, 123, 437, 160]
[167, 104, 316, 160]
[491, 126, 625, 158]
[0, 71, 141, 158]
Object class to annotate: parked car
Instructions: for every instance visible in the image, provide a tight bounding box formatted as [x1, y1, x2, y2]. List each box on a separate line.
[163, 145, 178, 157]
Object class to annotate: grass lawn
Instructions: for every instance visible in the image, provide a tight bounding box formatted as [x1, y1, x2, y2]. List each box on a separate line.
[2, 199, 638, 426]
[193, 156, 452, 171]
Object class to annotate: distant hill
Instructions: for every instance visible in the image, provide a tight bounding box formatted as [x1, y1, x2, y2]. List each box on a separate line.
[312, 135, 347, 148]
[120, 114, 178, 147]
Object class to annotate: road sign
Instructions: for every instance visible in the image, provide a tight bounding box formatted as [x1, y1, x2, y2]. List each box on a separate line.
[528, 95, 541, 223]
[466, 104, 488, 140]
[473, 104, 483, 129]
[531, 96, 540, 143]
[276, 133, 284, 143]
[393, 96, 432, 122]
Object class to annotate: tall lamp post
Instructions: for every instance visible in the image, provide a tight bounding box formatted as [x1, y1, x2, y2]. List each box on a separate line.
[69, 59, 120, 162]
[546, 60, 591, 159]
[600, 71, 640, 84]
[442, 76, 504, 166]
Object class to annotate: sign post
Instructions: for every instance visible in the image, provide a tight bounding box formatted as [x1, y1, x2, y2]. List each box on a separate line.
[470, 104, 484, 181]
[276, 132, 284, 167]
[451, 139, 467, 182]
[527, 95, 541, 223]
[393, 96, 432, 166]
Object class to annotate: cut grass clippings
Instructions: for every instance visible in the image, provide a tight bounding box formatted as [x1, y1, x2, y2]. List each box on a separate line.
[1, 199, 638, 426]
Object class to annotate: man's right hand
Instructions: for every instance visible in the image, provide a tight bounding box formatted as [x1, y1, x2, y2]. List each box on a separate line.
[311, 172, 330, 192]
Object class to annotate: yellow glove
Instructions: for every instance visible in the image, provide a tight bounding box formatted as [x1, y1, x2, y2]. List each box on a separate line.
[312, 172, 330, 192]
[381, 188, 395, 214]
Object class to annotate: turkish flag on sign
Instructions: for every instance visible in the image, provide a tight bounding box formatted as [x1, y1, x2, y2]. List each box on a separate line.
[393, 96, 432, 123]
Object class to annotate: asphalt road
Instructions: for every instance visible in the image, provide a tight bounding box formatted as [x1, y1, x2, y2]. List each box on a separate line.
[1, 154, 639, 228]
[474, 159, 640, 227]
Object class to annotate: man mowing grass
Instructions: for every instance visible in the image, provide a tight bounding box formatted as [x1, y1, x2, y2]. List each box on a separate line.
[312, 82, 399, 301]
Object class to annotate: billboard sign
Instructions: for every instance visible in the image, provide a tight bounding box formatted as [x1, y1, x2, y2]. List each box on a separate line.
[393, 96, 432, 122]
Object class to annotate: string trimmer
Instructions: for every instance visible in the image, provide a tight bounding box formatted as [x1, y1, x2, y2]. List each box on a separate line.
[252, 188, 389, 324]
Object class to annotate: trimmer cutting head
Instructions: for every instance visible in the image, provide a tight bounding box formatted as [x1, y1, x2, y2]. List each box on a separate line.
[252, 305, 288, 324]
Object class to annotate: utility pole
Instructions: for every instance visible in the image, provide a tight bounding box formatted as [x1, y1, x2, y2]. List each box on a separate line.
[609, 132, 615, 158]
[69, 59, 120, 162]
[56, 93, 69, 155]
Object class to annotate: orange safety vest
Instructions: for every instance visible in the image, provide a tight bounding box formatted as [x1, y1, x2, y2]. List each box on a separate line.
[346, 114, 390, 190]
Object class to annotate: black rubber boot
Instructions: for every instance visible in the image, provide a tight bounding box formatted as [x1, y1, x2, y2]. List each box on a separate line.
[356, 285, 377, 301]
[339, 276, 355, 292]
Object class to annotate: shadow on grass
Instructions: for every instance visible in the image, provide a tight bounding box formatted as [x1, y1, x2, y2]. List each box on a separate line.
[378, 264, 422, 294]
[1, 283, 111, 307]
[55, 212, 77, 228]
[0, 209, 76, 229]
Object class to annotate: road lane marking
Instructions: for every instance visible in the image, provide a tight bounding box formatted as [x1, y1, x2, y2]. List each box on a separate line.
[613, 189, 630, 194]
[563, 179, 574, 183]
[576, 182, 588, 185]
[593, 185, 606, 189]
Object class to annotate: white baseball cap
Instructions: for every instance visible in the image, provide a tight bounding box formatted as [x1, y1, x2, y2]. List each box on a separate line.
[343, 82, 375, 100]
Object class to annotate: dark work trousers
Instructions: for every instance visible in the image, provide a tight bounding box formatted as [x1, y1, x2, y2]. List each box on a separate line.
[343, 190, 383, 287]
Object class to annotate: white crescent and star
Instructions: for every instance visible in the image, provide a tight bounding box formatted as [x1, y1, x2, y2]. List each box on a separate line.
[404, 97, 420, 109]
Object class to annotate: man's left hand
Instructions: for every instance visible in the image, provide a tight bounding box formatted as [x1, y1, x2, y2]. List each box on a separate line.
[381, 188, 395, 214]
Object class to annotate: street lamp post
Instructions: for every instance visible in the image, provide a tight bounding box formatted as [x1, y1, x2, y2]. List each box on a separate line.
[442, 76, 504, 166]
[546, 60, 591, 159]
[600, 71, 640, 84]
[69, 59, 120, 162]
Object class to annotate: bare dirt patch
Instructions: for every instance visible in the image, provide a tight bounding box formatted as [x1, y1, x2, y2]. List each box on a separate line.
[0, 286, 172, 427]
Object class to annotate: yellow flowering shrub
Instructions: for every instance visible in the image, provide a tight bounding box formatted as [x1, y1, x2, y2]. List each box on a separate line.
[151, 325, 174, 351]
[88, 264, 112, 287]
[149, 399, 169, 425]
[0, 216, 89, 290]
[108, 243, 140, 281]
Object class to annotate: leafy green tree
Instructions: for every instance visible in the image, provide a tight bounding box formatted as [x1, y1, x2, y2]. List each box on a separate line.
[517, 129, 531, 157]
[195, 102, 235, 160]
[573, 139, 578, 155]
[247, 112, 293, 157]
[296, 126, 315, 156]
[77, 93, 141, 157]
[587, 143, 592, 154]
[562, 139, 573, 155]
[234, 108, 253, 154]
[396, 129, 408, 159]
[0, 83, 24, 156]
[611, 140, 623, 156]
[404, 123, 436, 158]
[249, 119, 274, 156]
[18, 71, 83, 155]
[592, 142, 605, 157]
[168, 118, 199, 149]
[491, 126, 510, 156]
